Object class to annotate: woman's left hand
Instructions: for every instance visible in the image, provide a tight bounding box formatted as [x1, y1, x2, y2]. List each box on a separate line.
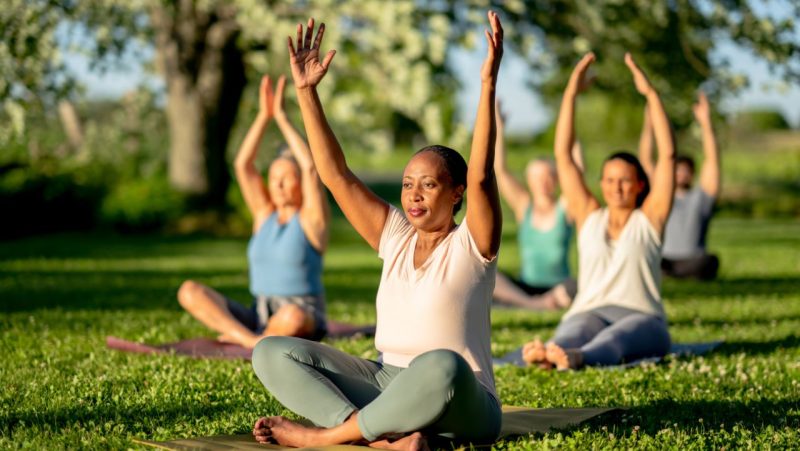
[625, 52, 654, 96]
[273, 75, 287, 119]
[480, 11, 504, 85]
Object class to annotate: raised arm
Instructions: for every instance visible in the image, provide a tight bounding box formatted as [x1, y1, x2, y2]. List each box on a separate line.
[234, 76, 276, 232]
[554, 53, 600, 230]
[637, 107, 655, 180]
[464, 11, 504, 259]
[288, 19, 388, 251]
[694, 91, 720, 198]
[493, 100, 530, 222]
[627, 53, 676, 234]
[272, 75, 330, 252]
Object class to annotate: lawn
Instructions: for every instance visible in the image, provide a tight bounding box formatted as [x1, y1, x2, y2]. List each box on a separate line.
[1, 215, 799, 449]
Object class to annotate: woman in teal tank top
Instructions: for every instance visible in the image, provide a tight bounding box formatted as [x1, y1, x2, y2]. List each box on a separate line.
[493, 102, 581, 310]
[176, 74, 330, 349]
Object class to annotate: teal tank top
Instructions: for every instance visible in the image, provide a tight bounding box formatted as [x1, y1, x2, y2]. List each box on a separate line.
[518, 203, 573, 287]
[247, 213, 323, 297]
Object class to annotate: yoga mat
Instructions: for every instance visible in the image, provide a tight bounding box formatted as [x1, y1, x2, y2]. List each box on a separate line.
[133, 405, 619, 450]
[493, 340, 725, 368]
[107, 321, 376, 360]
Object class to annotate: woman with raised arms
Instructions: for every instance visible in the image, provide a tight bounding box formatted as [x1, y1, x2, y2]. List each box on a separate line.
[250, 12, 504, 450]
[523, 52, 676, 370]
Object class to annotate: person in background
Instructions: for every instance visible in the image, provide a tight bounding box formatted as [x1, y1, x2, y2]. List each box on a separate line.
[176, 74, 330, 349]
[639, 91, 721, 280]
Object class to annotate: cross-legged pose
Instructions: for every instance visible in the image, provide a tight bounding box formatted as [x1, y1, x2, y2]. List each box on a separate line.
[523, 52, 675, 370]
[493, 102, 584, 310]
[251, 12, 504, 450]
[176, 74, 330, 349]
[639, 92, 721, 280]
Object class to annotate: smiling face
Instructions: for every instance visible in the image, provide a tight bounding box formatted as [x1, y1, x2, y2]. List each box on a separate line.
[601, 158, 645, 209]
[526, 159, 558, 201]
[401, 151, 464, 232]
[268, 158, 303, 208]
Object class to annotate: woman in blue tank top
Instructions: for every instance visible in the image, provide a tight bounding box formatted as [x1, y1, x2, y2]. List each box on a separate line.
[176, 74, 330, 349]
[492, 102, 582, 310]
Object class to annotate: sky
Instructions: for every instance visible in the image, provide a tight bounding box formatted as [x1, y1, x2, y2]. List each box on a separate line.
[63, 10, 799, 134]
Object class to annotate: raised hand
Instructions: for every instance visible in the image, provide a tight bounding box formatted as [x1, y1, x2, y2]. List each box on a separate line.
[566, 53, 595, 96]
[624, 52, 654, 96]
[480, 11, 504, 84]
[288, 18, 336, 89]
[258, 75, 275, 119]
[692, 91, 711, 125]
[273, 75, 287, 119]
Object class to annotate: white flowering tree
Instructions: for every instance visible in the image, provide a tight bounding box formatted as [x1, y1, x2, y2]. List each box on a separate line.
[2, 0, 797, 206]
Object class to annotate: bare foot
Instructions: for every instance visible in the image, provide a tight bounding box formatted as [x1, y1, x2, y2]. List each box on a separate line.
[522, 338, 552, 369]
[252, 417, 273, 444]
[545, 343, 583, 370]
[551, 284, 573, 309]
[369, 432, 429, 451]
[253, 416, 327, 447]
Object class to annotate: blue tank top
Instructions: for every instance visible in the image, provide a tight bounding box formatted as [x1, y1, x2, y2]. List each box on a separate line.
[247, 213, 323, 297]
[518, 203, 573, 287]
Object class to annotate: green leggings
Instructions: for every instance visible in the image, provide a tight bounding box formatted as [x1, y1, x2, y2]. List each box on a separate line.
[252, 336, 501, 442]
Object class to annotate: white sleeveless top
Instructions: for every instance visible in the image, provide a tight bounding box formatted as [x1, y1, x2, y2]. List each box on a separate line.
[565, 208, 665, 320]
[374, 207, 497, 400]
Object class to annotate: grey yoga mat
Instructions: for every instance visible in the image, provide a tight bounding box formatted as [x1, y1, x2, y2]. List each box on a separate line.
[134, 405, 620, 450]
[493, 340, 724, 368]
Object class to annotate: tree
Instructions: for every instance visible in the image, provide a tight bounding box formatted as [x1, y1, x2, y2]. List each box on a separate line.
[2, 0, 462, 208]
[2, 0, 798, 206]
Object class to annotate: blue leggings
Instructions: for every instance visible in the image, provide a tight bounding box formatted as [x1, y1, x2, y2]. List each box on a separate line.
[552, 306, 671, 366]
[252, 336, 501, 443]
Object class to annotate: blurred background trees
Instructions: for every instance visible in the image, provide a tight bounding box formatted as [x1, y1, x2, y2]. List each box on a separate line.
[1, 0, 798, 236]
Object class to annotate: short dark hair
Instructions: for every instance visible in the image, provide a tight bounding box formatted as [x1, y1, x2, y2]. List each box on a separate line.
[603, 151, 650, 207]
[675, 155, 696, 172]
[415, 145, 468, 214]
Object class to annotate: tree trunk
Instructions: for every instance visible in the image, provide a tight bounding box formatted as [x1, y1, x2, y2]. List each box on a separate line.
[151, 1, 246, 208]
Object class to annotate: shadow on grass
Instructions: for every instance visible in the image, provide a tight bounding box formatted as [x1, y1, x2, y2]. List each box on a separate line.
[578, 398, 798, 435]
[1, 266, 380, 312]
[663, 276, 800, 299]
[714, 335, 800, 356]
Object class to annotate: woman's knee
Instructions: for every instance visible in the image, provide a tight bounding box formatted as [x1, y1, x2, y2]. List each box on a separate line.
[268, 304, 312, 337]
[177, 280, 202, 308]
[251, 336, 299, 378]
[410, 349, 469, 392]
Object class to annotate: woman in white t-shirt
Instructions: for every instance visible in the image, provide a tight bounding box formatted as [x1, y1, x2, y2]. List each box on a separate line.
[250, 13, 504, 450]
[523, 52, 676, 370]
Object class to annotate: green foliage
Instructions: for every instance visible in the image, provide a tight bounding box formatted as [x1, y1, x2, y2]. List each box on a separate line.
[1, 218, 799, 448]
[100, 177, 182, 232]
[731, 109, 791, 132]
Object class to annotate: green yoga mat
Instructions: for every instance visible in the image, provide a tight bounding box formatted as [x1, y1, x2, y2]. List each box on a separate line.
[134, 406, 619, 450]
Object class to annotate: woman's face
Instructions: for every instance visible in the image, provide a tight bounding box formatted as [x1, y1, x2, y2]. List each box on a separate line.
[401, 152, 463, 232]
[526, 160, 557, 200]
[268, 158, 303, 208]
[601, 159, 644, 209]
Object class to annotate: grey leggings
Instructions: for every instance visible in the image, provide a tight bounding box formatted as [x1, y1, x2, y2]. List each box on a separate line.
[552, 306, 671, 366]
[252, 336, 501, 443]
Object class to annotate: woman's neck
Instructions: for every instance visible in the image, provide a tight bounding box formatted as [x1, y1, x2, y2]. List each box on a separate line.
[531, 193, 557, 211]
[276, 205, 299, 223]
[607, 206, 635, 228]
[415, 220, 457, 249]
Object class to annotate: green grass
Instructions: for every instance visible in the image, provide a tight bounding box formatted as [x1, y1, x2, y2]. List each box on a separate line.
[2, 217, 799, 449]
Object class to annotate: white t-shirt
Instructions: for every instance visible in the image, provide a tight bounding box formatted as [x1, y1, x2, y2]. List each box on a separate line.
[566, 208, 665, 319]
[375, 206, 497, 399]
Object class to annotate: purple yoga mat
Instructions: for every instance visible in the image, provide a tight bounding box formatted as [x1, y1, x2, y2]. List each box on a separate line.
[107, 321, 376, 360]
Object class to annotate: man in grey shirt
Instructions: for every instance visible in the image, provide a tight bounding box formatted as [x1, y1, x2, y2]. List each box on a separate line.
[639, 92, 720, 280]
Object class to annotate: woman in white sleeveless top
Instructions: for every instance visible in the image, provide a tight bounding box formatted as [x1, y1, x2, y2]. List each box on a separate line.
[523, 52, 676, 370]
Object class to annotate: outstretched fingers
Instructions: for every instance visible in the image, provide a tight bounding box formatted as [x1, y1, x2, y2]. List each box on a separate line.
[304, 18, 315, 49]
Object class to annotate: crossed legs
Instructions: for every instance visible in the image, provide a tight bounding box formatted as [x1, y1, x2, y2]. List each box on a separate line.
[251, 337, 501, 449]
[177, 280, 315, 348]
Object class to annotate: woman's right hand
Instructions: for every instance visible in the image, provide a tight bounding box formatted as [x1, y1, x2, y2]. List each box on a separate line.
[258, 75, 276, 119]
[566, 52, 596, 97]
[288, 18, 336, 89]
